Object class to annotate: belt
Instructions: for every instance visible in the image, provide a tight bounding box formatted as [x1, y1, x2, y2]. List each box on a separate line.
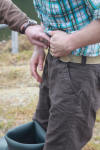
[50, 52, 100, 64]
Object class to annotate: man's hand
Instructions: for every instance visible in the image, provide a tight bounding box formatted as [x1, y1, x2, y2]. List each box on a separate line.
[30, 46, 45, 83]
[50, 20, 100, 57]
[49, 30, 73, 57]
[25, 25, 50, 48]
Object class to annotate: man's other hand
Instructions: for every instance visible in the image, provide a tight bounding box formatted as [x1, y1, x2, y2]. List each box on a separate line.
[25, 25, 50, 48]
[49, 30, 73, 57]
[30, 46, 45, 83]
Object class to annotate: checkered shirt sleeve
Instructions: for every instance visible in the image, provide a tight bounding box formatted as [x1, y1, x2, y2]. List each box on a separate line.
[85, 0, 100, 20]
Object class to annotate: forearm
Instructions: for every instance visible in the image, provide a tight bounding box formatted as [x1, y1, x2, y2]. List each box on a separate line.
[0, 0, 28, 32]
[70, 20, 100, 50]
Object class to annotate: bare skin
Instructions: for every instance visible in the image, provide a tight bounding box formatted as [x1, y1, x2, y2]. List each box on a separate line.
[25, 25, 50, 48]
[49, 20, 100, 57]
[30, 46, 45, 83]
[30, 20, 100, 82]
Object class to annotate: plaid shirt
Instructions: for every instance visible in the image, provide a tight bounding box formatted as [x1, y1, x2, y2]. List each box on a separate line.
[33, 0, 100, 56]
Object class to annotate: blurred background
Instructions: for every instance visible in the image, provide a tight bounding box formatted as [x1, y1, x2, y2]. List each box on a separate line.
[0, 0, 39, 41]
[0, 0, 39, 137]
[0, 1, 100, 150]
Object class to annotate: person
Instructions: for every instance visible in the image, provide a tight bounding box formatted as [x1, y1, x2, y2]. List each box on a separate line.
[0, 0, 49, 48]
[30, 0, 100, 150]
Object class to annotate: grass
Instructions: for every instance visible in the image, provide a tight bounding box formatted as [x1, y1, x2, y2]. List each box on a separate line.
[0, 50, 33, 66]
[96, 111, 100, 122]
[0, 36, 100, 150]
[0, 99, 37, 136]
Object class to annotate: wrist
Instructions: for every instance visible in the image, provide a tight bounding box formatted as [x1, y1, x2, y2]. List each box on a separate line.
[67, 32, 82, 51]
[64, 34, 77, 52]
[20, 19, 37, 34]
[33, 48, 45, 58]
[34, 46, 45, 52]
[24, 24, 38, 34]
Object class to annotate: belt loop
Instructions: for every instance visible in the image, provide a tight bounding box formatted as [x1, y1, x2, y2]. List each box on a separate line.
[81, 56, 87, 65]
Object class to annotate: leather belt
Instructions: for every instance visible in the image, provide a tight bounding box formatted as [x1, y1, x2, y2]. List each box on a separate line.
[50, 52, 100, 64]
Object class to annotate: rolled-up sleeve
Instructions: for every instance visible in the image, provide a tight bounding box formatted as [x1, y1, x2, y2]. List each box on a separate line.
[85, 0, 100, 20]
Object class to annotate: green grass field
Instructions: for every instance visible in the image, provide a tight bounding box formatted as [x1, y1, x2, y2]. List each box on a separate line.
[0, 35, 100, 150]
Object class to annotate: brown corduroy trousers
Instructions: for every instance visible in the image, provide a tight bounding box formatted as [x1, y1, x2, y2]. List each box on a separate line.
[33, 52, 100, 150]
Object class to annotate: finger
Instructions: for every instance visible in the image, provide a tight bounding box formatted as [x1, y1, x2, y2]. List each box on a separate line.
[38, 56, 44, 71]
[50, 42, 55, 51]
[51, 49, 61, 53]
[52, 52, 62, 57]
[33, 40, 47, 48]
[48, 31, 58, 37]
[53, 51, 68, 57]
[33, 70, 42, 82]
[30, 60, 42, 82]
[50, 42, 61, 52]
[30, 61, 37, 78]
[32, 65, 42, 83]
[31, 40, 48, 48]
[50, 43, 55, 49]
[39, 37, 49, 44]
[50, 48, 56, 53]
[50, 39, 57, 49]
[39, 38, 50, 47]
[39, 32, 50, 42]
[48, 31, 54, 37]
[50, 37, 55, 44]
[52, 53, 60, 57]
[45, 32, 52, 38]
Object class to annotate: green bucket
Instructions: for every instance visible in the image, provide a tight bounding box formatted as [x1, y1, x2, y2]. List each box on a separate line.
[0, 121, 45, 150]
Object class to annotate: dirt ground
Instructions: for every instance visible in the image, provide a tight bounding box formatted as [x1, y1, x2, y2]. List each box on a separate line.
[0, 37, 100, 150]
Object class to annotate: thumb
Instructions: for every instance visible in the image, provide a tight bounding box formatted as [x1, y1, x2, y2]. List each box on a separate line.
[38, 56, 44, 71]
[48, 31, 55, 37]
